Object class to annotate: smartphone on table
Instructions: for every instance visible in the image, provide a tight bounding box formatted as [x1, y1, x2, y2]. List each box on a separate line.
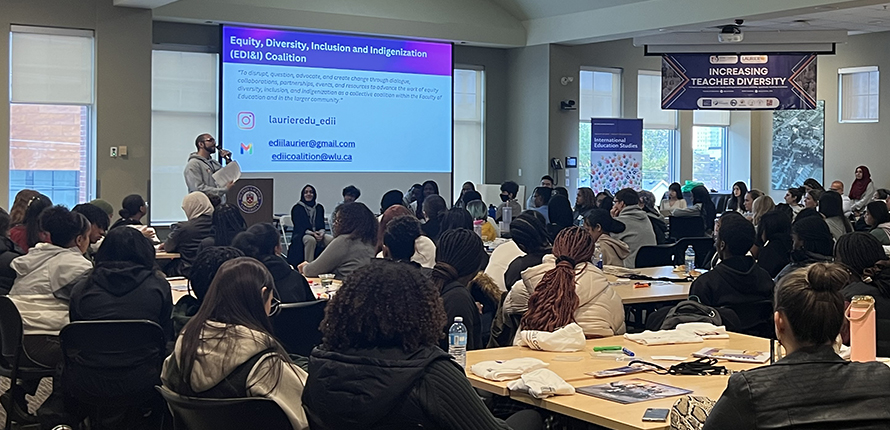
[642, 408, 670, 422]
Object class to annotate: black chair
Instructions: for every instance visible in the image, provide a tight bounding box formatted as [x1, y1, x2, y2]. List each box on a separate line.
[674, 237, 716, 270]
[157, 385, 293, 430]
[635, 244, 677, 268]
[719, 300, 775, 339]
[669, 216, 706, 240]
[0, 295, 57, 428]
[272, 301, 326, 357]
[59, 320, 167, 429]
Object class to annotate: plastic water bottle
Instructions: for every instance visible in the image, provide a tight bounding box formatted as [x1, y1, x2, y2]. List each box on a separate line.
[684, 245, 696, 274]
[448, 317, 468, 368]
[473, 220, 484, 238]
[593, 243, 603, 270]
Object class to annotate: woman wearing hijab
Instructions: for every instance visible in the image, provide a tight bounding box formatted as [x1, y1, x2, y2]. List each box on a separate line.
[288, 184, 332, 266]
[162, 192, 214, 277]
[850, 165, 875, 214]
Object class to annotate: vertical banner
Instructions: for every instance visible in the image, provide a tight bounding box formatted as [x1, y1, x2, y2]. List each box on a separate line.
[589, 118, 643, 192]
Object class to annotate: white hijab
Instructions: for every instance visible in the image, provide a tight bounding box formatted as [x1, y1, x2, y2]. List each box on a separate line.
[182, 192, 214, 220]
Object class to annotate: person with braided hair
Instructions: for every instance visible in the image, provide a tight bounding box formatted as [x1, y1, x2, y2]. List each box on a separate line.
[834, 232, 890, 357]
[506, 227, 625, 340]
[432, 228, 486, 351]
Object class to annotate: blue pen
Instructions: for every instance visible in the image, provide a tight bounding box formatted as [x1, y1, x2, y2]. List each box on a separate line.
[622, 347, 635, 357]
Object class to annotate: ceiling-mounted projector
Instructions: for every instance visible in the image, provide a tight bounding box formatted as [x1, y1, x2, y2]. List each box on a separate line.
[718, 20, 744, 43]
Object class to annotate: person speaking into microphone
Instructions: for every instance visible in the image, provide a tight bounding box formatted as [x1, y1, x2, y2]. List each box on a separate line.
[184, 133, 234, 199]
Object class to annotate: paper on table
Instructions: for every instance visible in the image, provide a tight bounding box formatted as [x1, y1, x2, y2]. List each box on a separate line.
[213, 161, 241, 187]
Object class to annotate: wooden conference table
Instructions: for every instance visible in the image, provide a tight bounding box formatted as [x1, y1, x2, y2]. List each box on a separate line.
[169, 277, 341, 303]
[467, 333, 769, 430]
[608, 266, 696, 305]
[155, 251, 180, 260]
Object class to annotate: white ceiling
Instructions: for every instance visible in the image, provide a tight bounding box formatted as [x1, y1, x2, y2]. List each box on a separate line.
[486, 0, 650, 21]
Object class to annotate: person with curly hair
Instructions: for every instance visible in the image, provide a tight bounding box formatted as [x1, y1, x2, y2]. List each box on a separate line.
[506, 226, 625, 340]
[431, 229, 486, 351]
[573, 187, 598, 223]
[302, 260, 542, 430]
[233, 223, 314, 304]
[299, 202, 378, 279]
[379, 212, 436, 268]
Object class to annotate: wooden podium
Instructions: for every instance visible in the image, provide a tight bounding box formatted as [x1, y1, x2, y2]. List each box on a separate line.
[227, 178, 273, 226]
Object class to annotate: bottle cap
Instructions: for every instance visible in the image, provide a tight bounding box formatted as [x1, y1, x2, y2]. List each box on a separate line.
[454, 316, 463, 322]
[851, 295, 875, 307]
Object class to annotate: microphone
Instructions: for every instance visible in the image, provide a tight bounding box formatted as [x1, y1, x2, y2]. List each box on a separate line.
[224, 153, 233, 163]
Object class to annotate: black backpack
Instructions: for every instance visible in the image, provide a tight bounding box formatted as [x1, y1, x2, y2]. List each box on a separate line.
[660, 298, 722, 330]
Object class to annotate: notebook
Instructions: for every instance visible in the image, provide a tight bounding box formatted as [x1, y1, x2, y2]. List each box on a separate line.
[577, 378, 693, 404]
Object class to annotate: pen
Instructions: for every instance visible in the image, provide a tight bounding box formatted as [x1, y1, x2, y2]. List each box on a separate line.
[593, 346, 622, 352]
[622, 347, 635, 357]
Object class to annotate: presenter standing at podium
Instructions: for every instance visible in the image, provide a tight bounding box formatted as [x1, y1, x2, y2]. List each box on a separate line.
[184, 133, 234, 199]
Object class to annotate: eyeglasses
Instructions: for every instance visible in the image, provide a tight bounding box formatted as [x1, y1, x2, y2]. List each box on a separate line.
[269, 296, 281, 317]
[202, 138, 216, 143]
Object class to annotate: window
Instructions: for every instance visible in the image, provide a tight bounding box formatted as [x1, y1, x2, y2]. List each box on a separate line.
[638, 71, 677, 192]
[9, 26, 95, 208]
[453, 67, 484, 197]
[692, 111, 730, 191]
[839, 66, 879, 123]
[579, 68, 621, 187]
[151, 50, 219, 224]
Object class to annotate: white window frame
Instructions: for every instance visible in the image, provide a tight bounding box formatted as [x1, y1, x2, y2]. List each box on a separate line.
[691, 125, 729, 191]
[453, 65, 485, 197]
[838, 66, 879, 124]
[579, 66, 622, 119]
[638, 70, 679, 187]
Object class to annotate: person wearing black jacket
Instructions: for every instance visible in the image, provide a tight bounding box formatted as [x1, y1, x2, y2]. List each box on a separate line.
[288, 184, 332, 266]
[503, 211, 551, 291]
[233, 223, 315, 303]
[703, 263, 890, 430]
[689, 213, 774, 337]
[431, 229, 486, 351]
[171, 246, 244, 337]
[834, 232, 890, 357]
[775, 215, 835, 282]
[110, 194, 147, 230]
[754, 210, 793, 278]
[0, 207, 24, 295]
[163, 192, 214, 277]
[302, 259, 541, 430]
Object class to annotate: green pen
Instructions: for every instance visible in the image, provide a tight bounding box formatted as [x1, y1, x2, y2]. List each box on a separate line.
[593, 346, 623, 352]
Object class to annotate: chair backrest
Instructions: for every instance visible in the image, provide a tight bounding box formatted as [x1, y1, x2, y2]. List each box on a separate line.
[157, 385, 293, 430]
[0, 295, 24, 369]
[674, 237, 716, 269]
[720, 300, 775, 339]
[669, 216, 706, 240]
[59, 320, 167, 407]
[272, 300, 327, 357]
[635, 244, 677, 268]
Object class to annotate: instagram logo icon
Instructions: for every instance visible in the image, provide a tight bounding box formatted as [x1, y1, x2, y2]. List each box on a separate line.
[237, 112, 255, 130]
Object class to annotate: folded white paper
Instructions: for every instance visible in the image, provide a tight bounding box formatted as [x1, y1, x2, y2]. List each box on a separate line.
[624, 329, 703, 346]
[469, 358, 549, 381]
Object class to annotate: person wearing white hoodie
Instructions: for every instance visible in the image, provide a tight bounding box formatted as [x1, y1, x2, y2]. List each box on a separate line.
[161, 257, 308, 430]
[504, 227, 625, 343]
[9, 205, 92, 367]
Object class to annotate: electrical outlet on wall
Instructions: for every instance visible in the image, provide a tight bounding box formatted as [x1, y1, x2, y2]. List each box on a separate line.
[110, 147, 118, 158]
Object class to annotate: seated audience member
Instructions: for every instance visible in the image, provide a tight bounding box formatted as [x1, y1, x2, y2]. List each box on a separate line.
[865, 201, 890, 245]
[573, 187, 598, 224]
[379, 189, 404, 215]
[703, 263, 890, 430]
[743, 189, 764, 216]
[9, 189, 40, 227]
[9, 206, 92, 368]
[495, 180, 523, 222]
[0, 208, 24, 295]
[70, 227, 173, 339]
[420, 194, 448, 242]
[585, 209, 630, 267]
[382, 215, 424, 263]
[849, 165, 875, 214]
[110, 194, 148, 230]
[660, 182, 687, 213]
[775, 215, 835, 282]
[794, 207, 821, 222]
[835, 233, 890, 357]
[819, 191, 853, 241]
[784, 187, 805, 215]
[467, 196, 499, 241]
[612, 188, 657, 268]
[431, 229, 486, 351]
[526, 175, 554, 209]
[341, 185, 360, 205]
[300, 202, 378, 279]
[531, 186, 553, 223]
[545, 194, 574, 240]
[483, 238, 522, 293]
[404, 183, 423, 217]
[422, 180, 440, 199]
[773, 203, 795, 222]
[10, 193, 52, 253]
[303, 260, 541, 430]
[453, 181, 475, 209]
[639, 190, 668, 244]
[162, 258, 308, 430]
[727, 181, 748, 213]
[751, 195, 775, 231]
[200, 203, 247, 249]
[829, 180, 853, 215]
[876, 188, 890, 211]
[233, 223, 314, 303]
[439, 206, 474, 233]
[803, 188, 822, 209]
[671, 185, 717, 234]
[72, 203, 111, 255]
[376, 206, 435, 268]
[803, 177, 824, 193]
[288, 184, 332, 265]
[509, 227, 625, 340]
[553, 186, 569, 198]
[503, 211, 552, 291]
[172, 246, 244, 336]
[755, 211, 793, 278]
[89, 199, 114, 221]
[596, 191, 614, 211]
[689, 213, 774, 336]
[163, 192, 214, 277]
